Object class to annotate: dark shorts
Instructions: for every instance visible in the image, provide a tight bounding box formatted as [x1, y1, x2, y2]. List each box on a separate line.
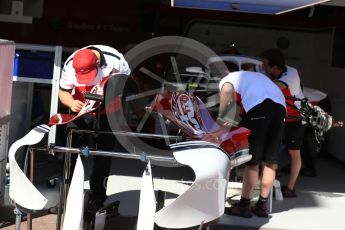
[284, 121, 305, 150]
[239, 99, 286, 166]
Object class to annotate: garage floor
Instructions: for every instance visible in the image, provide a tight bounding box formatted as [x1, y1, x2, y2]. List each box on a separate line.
[1, 153, 345, 230]
[218, 154, 345, 230]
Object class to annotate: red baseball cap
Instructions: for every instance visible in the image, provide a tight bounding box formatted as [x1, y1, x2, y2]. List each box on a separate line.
[72, 49, 98, 84]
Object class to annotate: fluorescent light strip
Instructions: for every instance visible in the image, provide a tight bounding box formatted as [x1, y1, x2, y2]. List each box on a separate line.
[171, 0, 286, 14]
[276, 0, 331, 15]
[171, 0, 332, 15]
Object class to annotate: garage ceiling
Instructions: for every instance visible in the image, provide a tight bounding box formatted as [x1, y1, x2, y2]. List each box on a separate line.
[170, 0, 332, 15]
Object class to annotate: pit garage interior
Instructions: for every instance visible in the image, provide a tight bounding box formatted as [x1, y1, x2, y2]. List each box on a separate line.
[1, 0, 345, 230]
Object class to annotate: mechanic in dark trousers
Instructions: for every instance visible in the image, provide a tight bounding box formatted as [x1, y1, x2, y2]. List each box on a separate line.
[301, 88, 332, 177]
[59, 45, 131, 210]
[218, 70, 286, 218]
[259, 48, 305, 198]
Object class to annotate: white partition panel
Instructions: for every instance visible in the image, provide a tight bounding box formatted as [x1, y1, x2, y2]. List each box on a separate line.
[0, 40, 15, 130]
[0, 39, 15, 206]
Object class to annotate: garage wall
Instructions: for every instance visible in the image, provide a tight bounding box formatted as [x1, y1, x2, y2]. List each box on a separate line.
[312, 31, 345, 163]
[185, 21, 315, 84]
[185, 21, 345, 163]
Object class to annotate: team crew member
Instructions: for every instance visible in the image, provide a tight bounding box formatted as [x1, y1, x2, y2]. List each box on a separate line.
[59, 45, 131, 209]
[59, 45, 130, 111]
[219, 71, 286, 218]
[259, 48, 304, 198]
[300, 88, 330, 177]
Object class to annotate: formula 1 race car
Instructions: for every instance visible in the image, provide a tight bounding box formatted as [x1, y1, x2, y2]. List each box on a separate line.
[8, 74, 251, 229]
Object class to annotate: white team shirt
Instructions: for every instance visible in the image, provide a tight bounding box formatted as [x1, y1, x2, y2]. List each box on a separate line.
[219, 71, 286, 112]
[59, 45, 131, 91]
[277, 65, 304, 108]
[278, 66, 304, 99]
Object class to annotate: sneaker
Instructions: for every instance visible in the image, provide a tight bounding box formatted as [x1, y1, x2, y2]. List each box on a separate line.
[252, 202, 268, 218]
[282, 186, 297, 198]
[225, 202, 252, 218]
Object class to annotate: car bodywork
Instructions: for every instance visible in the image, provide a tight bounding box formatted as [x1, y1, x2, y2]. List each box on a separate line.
[8, 84, 251, 229]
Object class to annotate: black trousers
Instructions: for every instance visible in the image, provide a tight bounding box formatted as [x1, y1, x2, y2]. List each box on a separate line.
[64, 75, 137, 201]
[66, 113, 115, 202]
[300, 96, 332, 171]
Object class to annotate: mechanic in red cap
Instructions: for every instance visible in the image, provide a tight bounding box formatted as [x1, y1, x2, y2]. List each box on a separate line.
[58, 45, 131, 212]
[59, 45, 130, 112]
[72, 48, 98, 84]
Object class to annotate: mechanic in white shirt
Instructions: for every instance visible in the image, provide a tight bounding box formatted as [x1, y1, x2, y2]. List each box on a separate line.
[219, 71, 286, 218]
[259, 48, 305, 198]
[59, 45, 131, 211]
[59, 45, 130, 112]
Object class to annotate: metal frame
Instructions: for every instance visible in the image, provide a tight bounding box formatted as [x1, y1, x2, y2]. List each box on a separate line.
[27, 128, 183, 230]
[0, 123, 10, 206]
[23, 125, 251, 230]
[14, 43, 63, 145]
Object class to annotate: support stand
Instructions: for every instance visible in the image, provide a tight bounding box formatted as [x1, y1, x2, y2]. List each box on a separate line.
[13, 147, 34, 230]
[13, 206, 23, 230]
